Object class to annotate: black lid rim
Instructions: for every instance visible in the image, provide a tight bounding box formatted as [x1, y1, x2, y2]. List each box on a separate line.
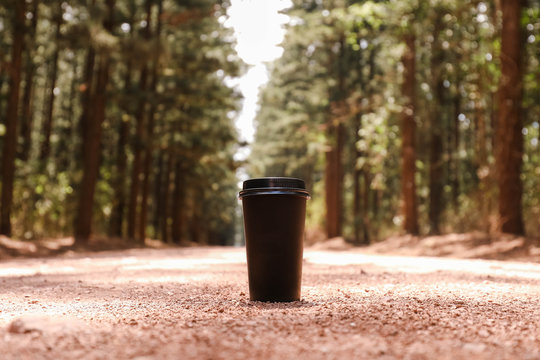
[242, 177, 306, 191]
[238, 187, 310, 199]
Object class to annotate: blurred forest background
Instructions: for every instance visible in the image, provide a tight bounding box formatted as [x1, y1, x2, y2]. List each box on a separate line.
[0, 0, 539, 248]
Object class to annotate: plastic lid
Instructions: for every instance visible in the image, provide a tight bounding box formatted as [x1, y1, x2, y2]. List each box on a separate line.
[242, 177, 306, 190]
[239, 177, 310, 198]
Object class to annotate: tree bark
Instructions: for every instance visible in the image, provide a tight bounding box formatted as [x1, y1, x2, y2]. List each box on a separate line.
[352, 45, 377, 245]
[152, 149, 165, 237]
[475, 75, 490, 232]
[495, 0, 525, 235]
[353, 115, 370, 245]
[451, 94, 461, 209]
[352, 43, 366, 245]
[74, 0, 115, 243]
[74, 60, 109, 243]
[171, 159, 185, 244]
[138, 0, 163, 242]
[127, 67, 148, 241]
[161, 150, 174, 243]
[353, 119, 367, 245]
[127, 0, 152, 242]
[56, 56, 78, 173]
[428, 16, 444, 235]
[39, 10, 62, 163]
[0, 0, 26, 236]
[138, 108, 155, 241]
[324, 35, 347, 240]
[109, 14, 134, 237]
[19, 0, 39, 162]
[108, 9, 136, 238]
[400, 33, 419, 235]
[189, 199, 201, 244]
[77, 52, 96, 171]
[324, 120, 344, 239]
[362, 168, 371, 240]
[108, 68, 132, 238]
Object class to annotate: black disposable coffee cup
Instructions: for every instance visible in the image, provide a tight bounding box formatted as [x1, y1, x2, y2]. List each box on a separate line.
[239, 177, 310, 302]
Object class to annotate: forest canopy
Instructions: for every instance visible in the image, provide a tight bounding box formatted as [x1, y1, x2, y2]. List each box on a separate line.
[0, 0, 242, 245]
[250, 0, 540, 242]
[0, 0, 539, 247]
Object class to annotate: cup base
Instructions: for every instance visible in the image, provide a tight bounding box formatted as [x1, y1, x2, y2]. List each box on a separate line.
[249, 297, 300, 303]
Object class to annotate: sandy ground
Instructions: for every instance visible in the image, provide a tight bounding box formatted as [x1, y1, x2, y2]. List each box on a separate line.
[0, 246, 539, 360]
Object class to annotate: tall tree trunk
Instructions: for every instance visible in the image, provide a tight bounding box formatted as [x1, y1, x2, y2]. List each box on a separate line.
[39, 11, 62, 163]
[56, 56, 78, 173]
[428, 16, 444, 235]
[451, 94, 461, 209]
[324, 120, 344, 238]
[353, 161, 361, 243]
[77, 52, 96, 172]
[161, 150, 173, 243]
[352, 44, 364, 245]
[353, 115, 368, 245]
[189, 198, 201, 244]
[152, 149, 165, 237]
[108, 10, 135, 238]
[495, 0, 524, 235]
[108, 66, 132, 238]
[127, 67, 148, 241]
[138, 109, 155, 241]
[362, 168, 371, 238]
[171, 159, 185, 244]
[476, 103, 488, 169]
[475, 86, 490, 231]
[19, 0, 39, 162]
[0, 0, 26, 236]
[324, 35, 346, 240]
[74, 0, 115, 243]
[400, 33, 419, 235]
[445, 89, 452, 210]
[189, 188, 206, 245]
[74, 60, 109, 243]
[138, 0, 163, 242]
[352, 45, 376, 245]
[353, 115, 370, 245]
[127, 0, 152, 241]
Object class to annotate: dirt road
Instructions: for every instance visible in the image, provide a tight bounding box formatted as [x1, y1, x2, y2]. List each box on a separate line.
[0, 247, 539, 359]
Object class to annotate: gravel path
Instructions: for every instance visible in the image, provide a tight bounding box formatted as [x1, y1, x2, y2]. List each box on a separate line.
[0, 247, 539, 359]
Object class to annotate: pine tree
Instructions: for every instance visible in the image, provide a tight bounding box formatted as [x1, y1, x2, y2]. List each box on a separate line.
[495, 0, 525, 235]
[1, 0, 26, 236]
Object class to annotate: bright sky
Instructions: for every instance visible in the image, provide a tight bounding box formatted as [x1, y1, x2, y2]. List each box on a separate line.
[226, 0, 292, 160]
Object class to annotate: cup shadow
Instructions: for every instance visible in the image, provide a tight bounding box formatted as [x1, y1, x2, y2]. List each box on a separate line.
[243, 299, 318, 309]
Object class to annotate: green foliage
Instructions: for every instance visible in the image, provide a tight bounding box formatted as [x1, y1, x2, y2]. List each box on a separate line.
[251, 0, 540, 239]
[1, 0, 539, 242]
[0, 0, 242, 243]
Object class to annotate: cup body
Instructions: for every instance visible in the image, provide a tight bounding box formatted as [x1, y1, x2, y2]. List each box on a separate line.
[239, 178, 309, 302]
